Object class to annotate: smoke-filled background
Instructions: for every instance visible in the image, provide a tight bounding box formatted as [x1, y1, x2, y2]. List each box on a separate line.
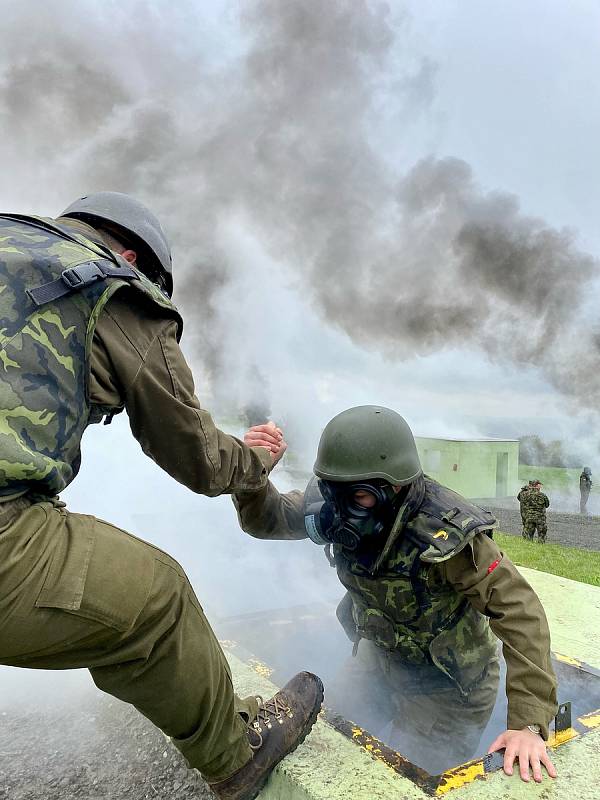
[1, 0, 600, 741]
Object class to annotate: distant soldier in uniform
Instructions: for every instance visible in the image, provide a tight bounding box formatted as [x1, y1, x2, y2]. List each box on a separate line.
[579, 468, 592, 515]
[237, 407, 558, 783]
[517, 480, 535, 534]
[522, 480, 550, 543]
[0, 195, 323, 800]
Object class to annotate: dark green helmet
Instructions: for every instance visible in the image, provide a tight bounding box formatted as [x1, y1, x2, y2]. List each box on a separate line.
[61, 192, 173, 296]
[313, 405, 422, 485]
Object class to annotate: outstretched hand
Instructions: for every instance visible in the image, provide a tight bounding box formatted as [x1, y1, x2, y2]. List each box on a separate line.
[488, 728, 557, 783]
[245, 422, 287, 467]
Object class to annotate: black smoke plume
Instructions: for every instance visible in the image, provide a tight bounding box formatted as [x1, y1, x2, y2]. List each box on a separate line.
[0, 0, 597, 417]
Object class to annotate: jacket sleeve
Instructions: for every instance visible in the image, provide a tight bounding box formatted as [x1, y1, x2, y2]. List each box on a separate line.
[441, 533, 558, 739]
[232, 482, 308, 541]
[89, 290, 272, 496]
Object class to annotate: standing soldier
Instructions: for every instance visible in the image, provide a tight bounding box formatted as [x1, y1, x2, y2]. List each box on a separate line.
[523, 481, 550, 543]
[579, 468, 592, 515]
[0, 194, 323, 800]
[517, 480, 534, 535]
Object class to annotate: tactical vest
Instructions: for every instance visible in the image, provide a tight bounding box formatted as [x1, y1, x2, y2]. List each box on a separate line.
[0, 214, 182, 500]
[332, 478, 498, 695]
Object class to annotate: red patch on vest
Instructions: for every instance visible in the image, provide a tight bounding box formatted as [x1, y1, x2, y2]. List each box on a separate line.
[487, 559, 501, 575]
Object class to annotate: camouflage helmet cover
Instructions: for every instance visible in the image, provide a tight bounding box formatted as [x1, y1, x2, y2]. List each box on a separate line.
[61, 192, 173, 295]
[313, 405, 422, 485]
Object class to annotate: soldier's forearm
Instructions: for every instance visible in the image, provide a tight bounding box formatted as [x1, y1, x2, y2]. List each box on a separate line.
[233, 483, 307, 540]
[443, 538, 557, 735]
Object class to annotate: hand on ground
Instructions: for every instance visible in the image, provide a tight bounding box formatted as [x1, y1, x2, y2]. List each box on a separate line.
[487, 728, 557, 783]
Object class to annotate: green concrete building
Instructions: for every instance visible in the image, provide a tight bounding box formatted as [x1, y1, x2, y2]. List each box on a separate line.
[415, 437, 520, 499]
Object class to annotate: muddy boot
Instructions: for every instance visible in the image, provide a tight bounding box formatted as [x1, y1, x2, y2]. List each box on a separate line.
[210, 671, 324, 800]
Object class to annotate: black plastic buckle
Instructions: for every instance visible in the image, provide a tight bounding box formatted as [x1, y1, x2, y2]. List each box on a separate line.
[555, 701, 572, 733]
[61, 261, 104, 289]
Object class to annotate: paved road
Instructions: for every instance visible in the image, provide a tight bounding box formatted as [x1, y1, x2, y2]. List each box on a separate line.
[477, 501, 600, 551]
[0, 690, 213, 800]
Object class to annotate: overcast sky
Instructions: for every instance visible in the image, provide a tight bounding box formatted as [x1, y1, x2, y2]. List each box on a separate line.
[1, 0, 598, 503]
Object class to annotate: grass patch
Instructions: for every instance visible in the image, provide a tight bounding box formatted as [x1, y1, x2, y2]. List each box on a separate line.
[518, 464, 598, 497]
[495, 531, 600, 588]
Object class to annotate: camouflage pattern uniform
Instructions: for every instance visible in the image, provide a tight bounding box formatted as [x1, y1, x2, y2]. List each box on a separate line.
[234, 474, 558, 769]
[320, 477, 501, 771]
[522, 485, 550, 543]
[329, 478, 499, 696]
[517, 482, 533, 531]
[0, 215, 272, 782]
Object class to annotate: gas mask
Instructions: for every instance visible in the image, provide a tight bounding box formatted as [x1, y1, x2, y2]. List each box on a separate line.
[304, 479, 401, 551]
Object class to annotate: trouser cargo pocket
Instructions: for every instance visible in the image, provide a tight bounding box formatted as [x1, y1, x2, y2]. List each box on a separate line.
[35, 512, 155, 632]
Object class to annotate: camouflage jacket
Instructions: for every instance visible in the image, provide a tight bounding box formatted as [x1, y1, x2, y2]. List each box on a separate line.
[517, 486, 530, 506]
[580, 474, 592, 493]
[522, 490, 549, 519]
[0, 214, 181, 499]
[331, 477, 499, 694]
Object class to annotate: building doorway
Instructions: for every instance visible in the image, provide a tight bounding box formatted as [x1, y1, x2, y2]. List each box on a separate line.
[495, 452, 508, 497]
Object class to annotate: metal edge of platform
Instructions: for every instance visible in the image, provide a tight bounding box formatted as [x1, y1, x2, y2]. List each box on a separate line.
[220, 639, 600, 797]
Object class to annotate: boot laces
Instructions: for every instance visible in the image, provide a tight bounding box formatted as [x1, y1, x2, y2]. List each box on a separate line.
[248, 694, 294, 750]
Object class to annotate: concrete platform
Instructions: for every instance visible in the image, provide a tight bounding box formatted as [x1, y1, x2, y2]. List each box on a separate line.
[225, 566, 600, 800]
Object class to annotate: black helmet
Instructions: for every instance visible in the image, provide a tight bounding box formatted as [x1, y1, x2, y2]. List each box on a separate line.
[61, 192, 173, 296]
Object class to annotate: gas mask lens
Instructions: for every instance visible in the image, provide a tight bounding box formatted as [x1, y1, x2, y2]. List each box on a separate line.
[304, 480, 398, 550]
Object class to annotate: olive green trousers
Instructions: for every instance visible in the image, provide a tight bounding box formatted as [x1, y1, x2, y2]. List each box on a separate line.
[0, 497, 256, 782]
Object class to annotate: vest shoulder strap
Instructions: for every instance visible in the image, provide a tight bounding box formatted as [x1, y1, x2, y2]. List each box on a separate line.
[405, 478, 497, 563]
[0, 214, 138, 306]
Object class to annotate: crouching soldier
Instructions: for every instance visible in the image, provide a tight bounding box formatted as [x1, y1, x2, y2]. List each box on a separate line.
[235, 406, 558, 783]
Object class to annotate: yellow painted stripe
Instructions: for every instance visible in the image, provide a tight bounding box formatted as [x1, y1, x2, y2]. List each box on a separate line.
[248, 658, 274, 679]
[579, 710, 600, 730]
[553, 653, 582, 668]
[435, 762, 485, 795]
[548, 727, 579, 747]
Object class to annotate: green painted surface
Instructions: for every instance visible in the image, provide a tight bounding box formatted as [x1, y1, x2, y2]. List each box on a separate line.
[520, 567, 600, 670]
[416, 437, 520, 499]
[449, 728, 600, 800]
[225, 650, 425, 800]
[225, 570, 600, 799]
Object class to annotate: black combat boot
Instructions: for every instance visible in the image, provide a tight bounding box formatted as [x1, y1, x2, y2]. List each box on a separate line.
[210, 671, 324, 800]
